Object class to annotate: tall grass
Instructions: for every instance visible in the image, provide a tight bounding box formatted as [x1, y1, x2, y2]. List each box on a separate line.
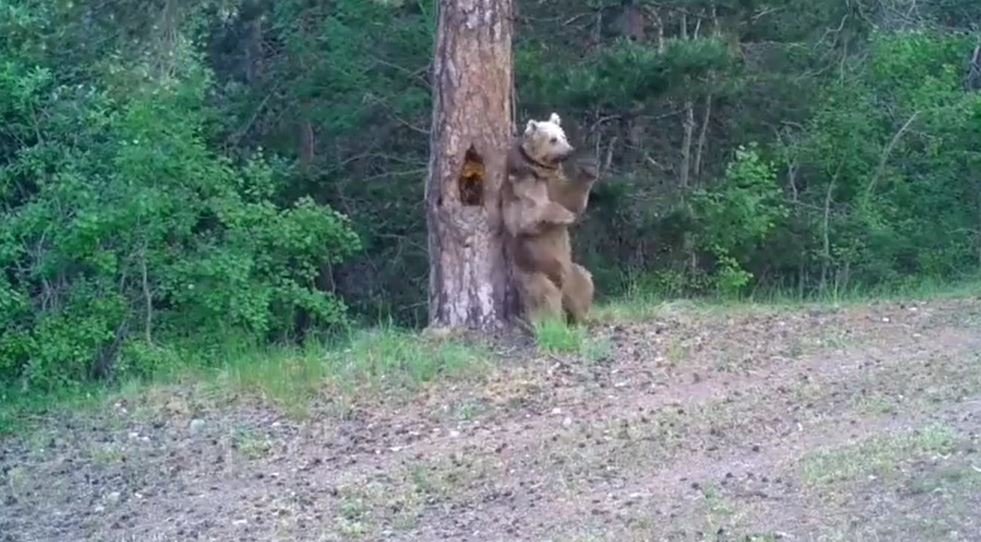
[533, 318, 612, 363]
[0, 324, 491, 434]
[3, 274, 976, 435]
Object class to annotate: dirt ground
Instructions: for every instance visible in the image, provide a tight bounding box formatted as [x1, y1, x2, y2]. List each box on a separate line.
[2, 297, 981, 542]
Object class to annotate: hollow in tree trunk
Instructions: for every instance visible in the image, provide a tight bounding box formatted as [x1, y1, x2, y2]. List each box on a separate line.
[425, 0, 517, 330]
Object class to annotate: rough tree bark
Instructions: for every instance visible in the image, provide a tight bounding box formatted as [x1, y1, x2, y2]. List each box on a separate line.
[426, 0, 516, 330]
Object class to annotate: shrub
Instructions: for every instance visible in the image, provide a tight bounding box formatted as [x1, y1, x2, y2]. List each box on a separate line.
[0, 53, 360, 390]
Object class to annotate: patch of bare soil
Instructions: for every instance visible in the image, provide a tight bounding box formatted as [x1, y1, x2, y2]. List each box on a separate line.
[3, 298, 981, 542]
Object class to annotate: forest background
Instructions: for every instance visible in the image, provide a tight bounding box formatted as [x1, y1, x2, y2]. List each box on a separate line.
[1, 0, 980, 393]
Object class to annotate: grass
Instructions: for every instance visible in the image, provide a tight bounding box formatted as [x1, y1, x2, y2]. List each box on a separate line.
[213, 342, 332, 417]
[746, 273, 981, 306]
[198, 325, 493, 416]
[325, 452, 503, 538]
[0, 384, 107, 435]
[534, 318, 588, 353]
[906, 464, 981, 496]
[330, 326, 489, 385]
[533, 318, 612, 362]
[317, 457, 488, 539]
[2, 275, 977, 436]
[231, 427, 273, 460]
[0, 324, 491, 435]
[599, 274, 981, 320]
[89, 442, 126, 465]
[800, 424, 957, 487]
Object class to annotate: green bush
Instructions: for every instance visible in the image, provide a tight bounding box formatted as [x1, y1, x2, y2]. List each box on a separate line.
[692, 145, 787, 296]
[0, 46, 360, 390]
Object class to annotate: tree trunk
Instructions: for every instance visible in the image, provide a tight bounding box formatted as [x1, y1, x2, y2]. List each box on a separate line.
[426, 0, 516, 330]
[680, 101, 695, 190]
[693, 94, 712, 181]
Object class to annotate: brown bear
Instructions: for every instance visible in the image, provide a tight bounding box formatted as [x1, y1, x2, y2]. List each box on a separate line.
[502, 112, 599, 326]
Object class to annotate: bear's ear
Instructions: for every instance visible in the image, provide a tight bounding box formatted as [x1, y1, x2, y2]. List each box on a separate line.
[548, 112, 561, 126]
[525, 120, 538, 134]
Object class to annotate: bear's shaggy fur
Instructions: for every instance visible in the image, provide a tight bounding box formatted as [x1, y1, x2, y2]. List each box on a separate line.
[502, 113, 599, 325]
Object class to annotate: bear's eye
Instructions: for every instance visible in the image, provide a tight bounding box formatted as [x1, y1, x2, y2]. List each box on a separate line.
[549, 137, 557, 144]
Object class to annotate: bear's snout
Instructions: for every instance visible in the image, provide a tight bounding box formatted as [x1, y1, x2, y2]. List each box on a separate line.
[557, 145, 574, 161]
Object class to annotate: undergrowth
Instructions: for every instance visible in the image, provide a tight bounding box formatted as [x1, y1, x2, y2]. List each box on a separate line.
[597, 274, 981, 322]
[0, 325, 490, 434]
[2, 276, 976, 435]
[533, 318, 612, 363]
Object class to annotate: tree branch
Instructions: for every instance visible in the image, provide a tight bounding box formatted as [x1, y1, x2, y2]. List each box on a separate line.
[865, 111, 919, 200]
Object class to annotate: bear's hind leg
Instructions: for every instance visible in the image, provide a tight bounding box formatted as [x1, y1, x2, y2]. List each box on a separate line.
[562, 263, 594, 325]
[517, 270, 564, 325]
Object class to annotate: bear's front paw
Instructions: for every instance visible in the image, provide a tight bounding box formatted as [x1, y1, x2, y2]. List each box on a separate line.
[572, 161, 599, 184]
[550, 205, 576, 224]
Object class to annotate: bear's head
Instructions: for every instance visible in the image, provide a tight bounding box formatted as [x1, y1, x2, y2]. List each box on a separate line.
[521, 112, 574, 167]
